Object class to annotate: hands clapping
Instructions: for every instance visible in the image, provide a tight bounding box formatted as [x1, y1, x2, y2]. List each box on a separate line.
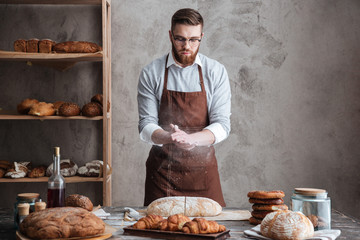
[169, 124, 197, 150]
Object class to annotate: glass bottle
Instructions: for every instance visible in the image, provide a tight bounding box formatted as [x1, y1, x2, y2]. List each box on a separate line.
[47, 147, 65, 208]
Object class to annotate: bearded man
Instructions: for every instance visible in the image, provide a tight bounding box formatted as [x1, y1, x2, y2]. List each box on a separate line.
[137, 8, 231, 206]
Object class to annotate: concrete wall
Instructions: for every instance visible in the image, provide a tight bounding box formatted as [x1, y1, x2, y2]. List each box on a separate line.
[0, 0, 359, 219]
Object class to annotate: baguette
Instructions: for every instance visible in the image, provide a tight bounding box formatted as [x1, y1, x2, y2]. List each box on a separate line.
[147, 196, 222, 217]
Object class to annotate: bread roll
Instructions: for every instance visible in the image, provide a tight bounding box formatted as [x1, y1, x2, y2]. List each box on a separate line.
[147, 196, 222, 217]
[17, 98, 39, 114]
[28, 102, 55, 116]
[260, 210, 314, 240]
[65, 194, 93, 211]
[20, 207, 105, 239]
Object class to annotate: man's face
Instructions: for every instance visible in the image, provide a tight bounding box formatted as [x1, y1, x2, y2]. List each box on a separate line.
[170, 24, 203, 67]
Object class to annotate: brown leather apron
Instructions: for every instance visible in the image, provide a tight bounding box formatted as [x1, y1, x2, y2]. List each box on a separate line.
[144, 55, 226, 206]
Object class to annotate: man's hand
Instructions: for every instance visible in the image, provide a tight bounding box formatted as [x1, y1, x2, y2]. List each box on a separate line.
[170, 124, 197, 150]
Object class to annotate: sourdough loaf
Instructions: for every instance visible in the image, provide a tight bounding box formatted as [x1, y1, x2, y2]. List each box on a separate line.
[260, 210, 314, 240]
[20, 207, 105, 239]
[147, 196, 222, 217]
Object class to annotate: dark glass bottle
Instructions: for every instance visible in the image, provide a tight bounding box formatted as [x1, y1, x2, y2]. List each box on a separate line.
[47, 147, 65, 208]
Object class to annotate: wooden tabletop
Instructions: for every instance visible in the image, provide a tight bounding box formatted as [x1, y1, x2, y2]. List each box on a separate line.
[1, 207, 359, 240]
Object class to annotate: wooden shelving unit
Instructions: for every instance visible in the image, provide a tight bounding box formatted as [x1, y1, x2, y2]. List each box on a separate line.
[0, 0, 112, 206]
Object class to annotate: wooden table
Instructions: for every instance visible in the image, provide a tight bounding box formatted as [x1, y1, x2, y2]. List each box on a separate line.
[1, 207, 359, 239]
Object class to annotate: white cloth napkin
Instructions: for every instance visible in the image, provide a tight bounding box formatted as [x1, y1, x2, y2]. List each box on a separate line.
[92, 208, 111, 218]
[244, 225, 341, 240]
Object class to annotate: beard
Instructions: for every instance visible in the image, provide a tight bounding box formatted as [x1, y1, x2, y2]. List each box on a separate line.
[172, 42, 199, 66]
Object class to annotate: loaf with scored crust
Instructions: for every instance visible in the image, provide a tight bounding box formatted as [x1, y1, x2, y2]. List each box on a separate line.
[260, 210, 314, 240]
[147, 196, 222, 217]
[20, 207, 105, 239]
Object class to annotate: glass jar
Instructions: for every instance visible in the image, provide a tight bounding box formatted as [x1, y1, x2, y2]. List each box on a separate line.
[291, 188, 331, 230]
[14, 193, 41, 229]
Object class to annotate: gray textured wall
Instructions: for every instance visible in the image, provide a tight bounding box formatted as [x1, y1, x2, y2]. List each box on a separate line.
[111, 0, 360, 219]
[0, 0, 359, 219]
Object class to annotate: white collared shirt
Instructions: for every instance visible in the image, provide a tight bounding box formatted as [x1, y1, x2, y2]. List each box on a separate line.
[137, 51, 231, 145]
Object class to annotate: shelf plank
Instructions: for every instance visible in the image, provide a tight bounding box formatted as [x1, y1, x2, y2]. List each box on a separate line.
[0, 50, 103, 62]
[0, 0, 102, 5]
[0, 110, 103, 120]
[0, 176, 103, 183]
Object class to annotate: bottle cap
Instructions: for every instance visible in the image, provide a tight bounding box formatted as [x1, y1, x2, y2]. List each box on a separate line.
[35, 202, 47, 211]
[54, 147, 60, 155]
[18, 203, 30, 216]
[17, 193, 40, 200]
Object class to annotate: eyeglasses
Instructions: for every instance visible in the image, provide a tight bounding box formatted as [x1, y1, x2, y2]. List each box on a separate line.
[171, 32, 202, 47]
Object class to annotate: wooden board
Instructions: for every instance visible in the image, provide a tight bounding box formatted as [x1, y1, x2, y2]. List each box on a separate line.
[16, 224, 117, 240]
[123, 227, 230, 240]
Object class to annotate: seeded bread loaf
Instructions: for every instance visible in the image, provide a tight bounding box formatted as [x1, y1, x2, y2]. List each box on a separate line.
[65, 194, 93, 211]
[20, 207, 105, 239]
[147, 196, 222, 217]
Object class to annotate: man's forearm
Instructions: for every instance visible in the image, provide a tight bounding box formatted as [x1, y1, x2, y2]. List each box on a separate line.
[151, 129, 173, 145]
[189, 129, 215, 146]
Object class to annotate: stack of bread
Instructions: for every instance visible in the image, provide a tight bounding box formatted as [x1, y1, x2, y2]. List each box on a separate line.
[248, 190, 288, 225]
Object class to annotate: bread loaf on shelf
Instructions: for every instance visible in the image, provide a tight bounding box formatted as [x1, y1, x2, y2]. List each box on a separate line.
[260, 210, 314, 240]
[54, 41, 102, 53]
[147, 196, 222, 217]
[46, 159, 78, 177]
[26, 38, 39, 53]
[14, 39, 27, 52]
[39, 39, 56, 53]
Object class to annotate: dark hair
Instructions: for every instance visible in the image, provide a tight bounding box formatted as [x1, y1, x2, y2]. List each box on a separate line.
[171, 8, 204, 32]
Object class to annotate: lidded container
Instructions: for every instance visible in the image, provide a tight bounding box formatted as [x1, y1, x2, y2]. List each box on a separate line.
[14, 193, 41, 229]
[291, 188, 331, 230]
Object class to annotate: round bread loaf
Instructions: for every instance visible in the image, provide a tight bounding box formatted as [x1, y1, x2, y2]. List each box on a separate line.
[17, 98, 39, 114]
[260, 210, 314, 240]
[147, 196, 222, 217]
[20, 207, 105, 239]
[28, 102, 55, 116]
[58, 102, 81, 116]
[82, 102, 103, 117]
[91, 93, 110, 112]
[27, 166, 46, 178]
[53, 101, 65, 115]
[65, 194, 93, 211]
[46, 159, 78, 177]
[247, 190, 285, 199]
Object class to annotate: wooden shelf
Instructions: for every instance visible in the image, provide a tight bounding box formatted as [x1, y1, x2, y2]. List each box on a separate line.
[0, 50, 103, 62]
[0, 0, 102, 5]
[0, 176, 103, 183]
[0, 110, 102, 120]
